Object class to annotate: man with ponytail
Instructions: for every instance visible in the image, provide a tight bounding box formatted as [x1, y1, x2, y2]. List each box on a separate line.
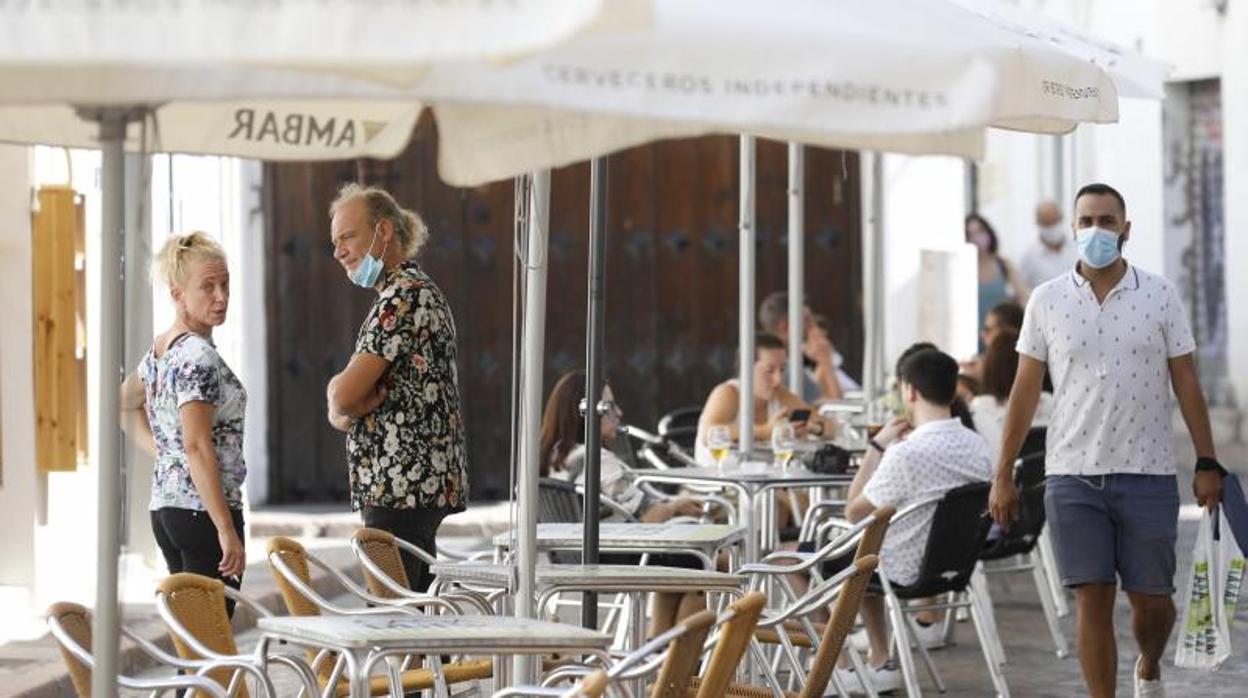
[326, 184, 468, 592]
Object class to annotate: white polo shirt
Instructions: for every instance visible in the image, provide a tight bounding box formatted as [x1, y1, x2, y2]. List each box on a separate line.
[1016, 264, 1196, 476]
[863, 418, 993, 586]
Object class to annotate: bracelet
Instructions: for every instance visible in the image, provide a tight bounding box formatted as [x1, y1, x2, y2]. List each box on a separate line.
[869, 438, 886, 454]
[1195, 457, 1227, 477]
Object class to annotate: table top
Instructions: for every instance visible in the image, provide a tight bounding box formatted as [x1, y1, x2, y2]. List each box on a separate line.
[431, 562, 745, 590]
[634, 464, 855, 488]
[258, 614, 610, 651]
[493, 522, 745, 549]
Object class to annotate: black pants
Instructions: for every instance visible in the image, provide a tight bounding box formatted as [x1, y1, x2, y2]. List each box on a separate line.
[151, 507, 246, 617]
[360, 506, 446, 592]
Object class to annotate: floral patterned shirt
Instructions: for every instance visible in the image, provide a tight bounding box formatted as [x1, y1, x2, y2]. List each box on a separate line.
[139, 333, 247, 511]
[347, 261, 468, 512]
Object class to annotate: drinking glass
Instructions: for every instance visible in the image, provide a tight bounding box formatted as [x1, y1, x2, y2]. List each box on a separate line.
[707, 426, 732, 470]
[771, 423, 797, 471]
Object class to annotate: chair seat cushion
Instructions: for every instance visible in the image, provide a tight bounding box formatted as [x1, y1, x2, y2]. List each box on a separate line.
[328, 658, 493, 697]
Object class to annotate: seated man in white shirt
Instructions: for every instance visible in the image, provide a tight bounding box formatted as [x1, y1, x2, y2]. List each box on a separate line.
[835, 348, 994, 692]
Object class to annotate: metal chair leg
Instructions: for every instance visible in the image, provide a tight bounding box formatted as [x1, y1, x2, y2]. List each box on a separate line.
[1037, 529, 1069, 618]
[1029, 552, 1070, 658]
[967, 585, 1011, 698]
[882, 584, 923, 697]
[900, 603, 947, 693]
[970, 565, 1006, 666]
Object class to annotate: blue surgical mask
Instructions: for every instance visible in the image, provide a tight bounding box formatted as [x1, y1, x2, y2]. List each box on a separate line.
[1076, 226, 1121, 269]
[348, 226, 389, 288]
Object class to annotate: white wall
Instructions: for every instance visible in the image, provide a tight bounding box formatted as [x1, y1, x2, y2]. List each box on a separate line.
[878, 154, 970, 367]
[0, 144, 37, 589]
[1220, 3, 1248, 409]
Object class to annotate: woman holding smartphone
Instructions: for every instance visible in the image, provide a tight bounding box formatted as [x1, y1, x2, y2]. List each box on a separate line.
[694, 333, 838, 466]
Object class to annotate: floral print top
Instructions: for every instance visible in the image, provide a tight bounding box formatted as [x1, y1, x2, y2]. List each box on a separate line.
[138, 333, 247, 511]
[347, 261, 468, 513]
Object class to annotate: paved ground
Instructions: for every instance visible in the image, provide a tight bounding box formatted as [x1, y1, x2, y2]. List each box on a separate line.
[7, 437, 1248, 696]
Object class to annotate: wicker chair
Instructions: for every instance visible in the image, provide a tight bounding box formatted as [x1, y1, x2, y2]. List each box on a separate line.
[498, 608, 716, 698]
[47, 601, 228, 698]
[154, 573, 319, 698]
[688, 592, 768, 698]
[265, 535, 492, 697]
[350, 527, 495, 614]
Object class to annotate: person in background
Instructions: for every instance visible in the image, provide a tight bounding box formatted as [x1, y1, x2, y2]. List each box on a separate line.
[960, 300, 1025, 383]
[326, 184, 468, 593]
[970, 330, 1052, 460]
[757, 291, 844, 402]
[1020, 200, 1079, 289]
[966, 213, 1029, 349]
[540, 370, 706, 635]
[121, 232, 247, 615]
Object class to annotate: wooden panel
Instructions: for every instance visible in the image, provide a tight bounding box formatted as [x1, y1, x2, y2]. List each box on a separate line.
[32, 186, 80, 472]
[264, 127, 862, 504]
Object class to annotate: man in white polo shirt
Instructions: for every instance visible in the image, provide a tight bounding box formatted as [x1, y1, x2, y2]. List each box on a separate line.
[989, 183, 1224, 698]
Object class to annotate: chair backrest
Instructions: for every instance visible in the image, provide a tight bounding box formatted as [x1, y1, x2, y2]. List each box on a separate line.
[657, 407, 701, 451]
[694, 592, 766, 698]
[1015, 450, 1046, 489]
[981, 458, 1047, 560]
[352, 527, 410, 597]
[1018, 426, 1046, 461]
[538, 477, 584, 524]
[800, 555, 880, 698]
[902, 481, 992, 597]
[47, 602, 93, 697]
[649, 609, 716, 698]
[857, 506, 894, 560]
[156, 573, 246, 698]
[266, 536, 322, 617]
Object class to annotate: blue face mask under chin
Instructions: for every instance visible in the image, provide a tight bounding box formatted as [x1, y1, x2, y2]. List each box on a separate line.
[348, 227, 389, 288]
[1076, 226, 1122, 269]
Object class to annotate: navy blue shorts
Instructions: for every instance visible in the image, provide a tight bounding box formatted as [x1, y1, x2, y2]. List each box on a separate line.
[1044, 474, 1179, 595]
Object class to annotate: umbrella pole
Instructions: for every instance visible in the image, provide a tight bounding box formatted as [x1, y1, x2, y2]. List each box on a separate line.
[581, 156, 608, 628]
[863, 153, 886, 412]
[78, 106, 137, 698]
[514, 169, 550, 683]
[738, 136, 756, 459]
[787, 144, 804, 396]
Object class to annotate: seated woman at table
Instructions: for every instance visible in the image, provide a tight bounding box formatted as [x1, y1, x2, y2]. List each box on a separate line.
[695, 333, 839, 531]
[694, 333, 839, 464]
[539, 370, 707, 636]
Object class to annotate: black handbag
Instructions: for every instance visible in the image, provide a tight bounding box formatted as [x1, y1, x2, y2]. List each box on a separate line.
[808, 443, 854, 475]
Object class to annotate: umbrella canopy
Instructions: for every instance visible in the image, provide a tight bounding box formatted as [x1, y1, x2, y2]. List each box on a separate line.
[423, 0, 1121, 184]
[0, 0, 1119, 183]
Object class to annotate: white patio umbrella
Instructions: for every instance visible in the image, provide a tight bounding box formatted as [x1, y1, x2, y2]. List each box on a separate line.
[0, 1, 1128, 690]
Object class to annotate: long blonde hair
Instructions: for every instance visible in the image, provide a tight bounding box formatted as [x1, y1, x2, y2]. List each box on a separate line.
[329, 183, 429, 259]
[151, 231, 226, 289]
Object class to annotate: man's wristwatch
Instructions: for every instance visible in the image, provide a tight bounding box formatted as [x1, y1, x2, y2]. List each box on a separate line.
[869, 438, 886, 454]
[1195, 457, 1228, 477]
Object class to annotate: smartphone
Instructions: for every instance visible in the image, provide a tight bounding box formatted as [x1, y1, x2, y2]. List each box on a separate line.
[789, 408, 811, 423]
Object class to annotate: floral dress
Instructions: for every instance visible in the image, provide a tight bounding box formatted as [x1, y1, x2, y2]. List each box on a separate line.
[138, 333, 247, 511]
[347, 261, 468, 513]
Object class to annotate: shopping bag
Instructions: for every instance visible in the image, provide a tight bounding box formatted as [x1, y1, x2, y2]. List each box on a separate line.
[1174, 508, 1239, 669]
[1216, 508, 1245, 630]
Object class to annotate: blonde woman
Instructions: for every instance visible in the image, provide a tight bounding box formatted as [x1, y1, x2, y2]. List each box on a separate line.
[120, 232, 247, 613]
